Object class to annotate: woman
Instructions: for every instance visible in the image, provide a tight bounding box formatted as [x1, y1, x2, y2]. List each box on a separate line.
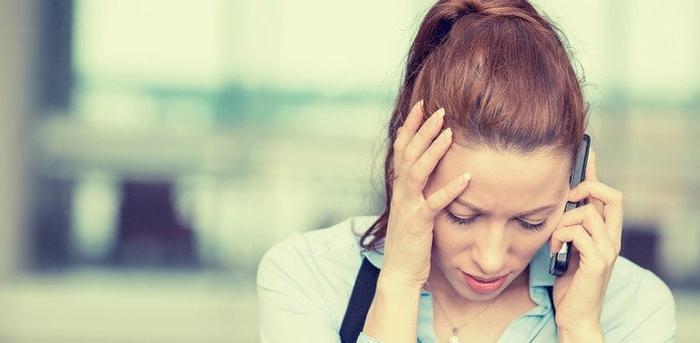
[257, 0, 676, 342]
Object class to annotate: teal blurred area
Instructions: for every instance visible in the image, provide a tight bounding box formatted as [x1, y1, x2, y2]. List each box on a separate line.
[0, 0, 699, 341]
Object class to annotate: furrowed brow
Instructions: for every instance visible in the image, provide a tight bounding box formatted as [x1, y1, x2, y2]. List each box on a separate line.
[452, 198, 558, 216]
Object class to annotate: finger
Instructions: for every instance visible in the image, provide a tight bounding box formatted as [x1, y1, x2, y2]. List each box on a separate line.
[402, 108, 446, 172]
[408, 128, 453, 192]
[568, 180, 624, 244]
[558, 204, 619, 257]
[550, 225, 607, 275]
[583, 146, 604, 216]
[423, 172, 471, 218]
[392, 100, 423, 175]
[586, 145, 598, 182]
[393, 100, 425, 169]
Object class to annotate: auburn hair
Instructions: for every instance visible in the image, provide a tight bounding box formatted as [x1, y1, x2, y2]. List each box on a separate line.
[358, 0, 588, 253]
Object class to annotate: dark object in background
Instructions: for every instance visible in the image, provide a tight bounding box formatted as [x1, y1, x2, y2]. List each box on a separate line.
[110, 180, 198, 267]
[38, 0, 73, 112]
[30, 177, 74, 270]
[620, 221, 660, 276]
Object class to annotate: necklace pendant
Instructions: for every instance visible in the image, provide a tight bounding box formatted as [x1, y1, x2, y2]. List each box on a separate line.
[448, 328, 460, 343]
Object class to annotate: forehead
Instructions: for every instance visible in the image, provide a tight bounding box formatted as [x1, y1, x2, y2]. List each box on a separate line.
[436, 144, 570, 212]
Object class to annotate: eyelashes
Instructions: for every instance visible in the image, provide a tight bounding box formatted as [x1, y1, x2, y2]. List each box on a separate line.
[518, 219, 547, 232]
[444, 211, 546, 232]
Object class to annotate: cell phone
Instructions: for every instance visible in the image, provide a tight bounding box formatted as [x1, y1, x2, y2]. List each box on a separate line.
[549, 133, 591, 276]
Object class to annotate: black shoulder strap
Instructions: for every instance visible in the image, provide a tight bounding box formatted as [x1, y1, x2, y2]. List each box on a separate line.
[339, 257, 556, 342]
[546, 285, 556, 317]
[340, 257, 380, 343]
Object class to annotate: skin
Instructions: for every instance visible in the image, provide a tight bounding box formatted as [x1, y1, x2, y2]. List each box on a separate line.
[421, 144, 571, 308]
[371, 99, 624, 342]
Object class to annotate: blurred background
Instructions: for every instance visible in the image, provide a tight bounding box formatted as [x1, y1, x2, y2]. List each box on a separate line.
[0, 0, 698, 342]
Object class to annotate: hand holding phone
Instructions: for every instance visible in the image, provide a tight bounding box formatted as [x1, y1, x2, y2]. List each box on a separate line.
[549, 134, 591, 276]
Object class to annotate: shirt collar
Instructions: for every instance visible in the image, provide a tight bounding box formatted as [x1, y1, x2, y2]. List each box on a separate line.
[360, 239, 555, 289]
[528, 241, 556, 287]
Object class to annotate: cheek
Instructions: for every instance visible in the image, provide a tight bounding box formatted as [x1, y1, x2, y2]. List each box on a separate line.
[512, 234, 547, 257]
[512, 217, 562, 259]
[432, 213, 467, 254]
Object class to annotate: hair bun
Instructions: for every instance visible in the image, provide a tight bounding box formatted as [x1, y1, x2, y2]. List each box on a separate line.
[439, 0, 542, 28]
[456, 0, 483, 16]
[435, 0, 481, 21]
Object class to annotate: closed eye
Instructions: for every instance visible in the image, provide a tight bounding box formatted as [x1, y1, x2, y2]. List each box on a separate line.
[444, 211, 546, 232]
[444, 211, 479, 226]
[517, 219, 546, 232]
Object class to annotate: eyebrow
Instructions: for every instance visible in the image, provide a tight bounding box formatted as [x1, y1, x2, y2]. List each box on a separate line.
[452, 198, 559, 217]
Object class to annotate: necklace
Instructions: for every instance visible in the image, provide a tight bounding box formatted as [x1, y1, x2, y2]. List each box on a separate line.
[426, 280, 498, 343]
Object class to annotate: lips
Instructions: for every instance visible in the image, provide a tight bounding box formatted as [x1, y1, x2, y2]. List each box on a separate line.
[468, 274, 508, 282]
[462, 272, 509, 293]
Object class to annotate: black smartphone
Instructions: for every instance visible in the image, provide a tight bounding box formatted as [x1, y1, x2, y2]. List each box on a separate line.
[549, 133, 591, 276]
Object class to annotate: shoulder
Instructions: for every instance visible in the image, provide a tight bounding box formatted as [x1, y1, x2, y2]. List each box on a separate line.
[258, 214, 378, 269]
[604, 256, 675, 312]
[601, 256, 676, 340]
[256, 215, 380, 326]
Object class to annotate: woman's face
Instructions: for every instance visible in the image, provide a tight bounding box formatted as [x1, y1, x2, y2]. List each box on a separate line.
[423, 143, 571, 302]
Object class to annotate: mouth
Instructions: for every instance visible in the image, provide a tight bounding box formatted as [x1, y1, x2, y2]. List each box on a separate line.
[462, 272, 509, 293]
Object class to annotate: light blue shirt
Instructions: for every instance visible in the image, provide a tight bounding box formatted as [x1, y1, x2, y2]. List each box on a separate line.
[257, 215, 676, 342]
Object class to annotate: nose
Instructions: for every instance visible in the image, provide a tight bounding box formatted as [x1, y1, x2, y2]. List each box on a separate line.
[471, 223, 509, 276]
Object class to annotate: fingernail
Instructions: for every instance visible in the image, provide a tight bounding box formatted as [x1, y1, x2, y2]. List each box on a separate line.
[431, 108, 443, 119]
[461, 172, 471, 184]
[437, 107, 446, 119]
[441, 128, 452, 139]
